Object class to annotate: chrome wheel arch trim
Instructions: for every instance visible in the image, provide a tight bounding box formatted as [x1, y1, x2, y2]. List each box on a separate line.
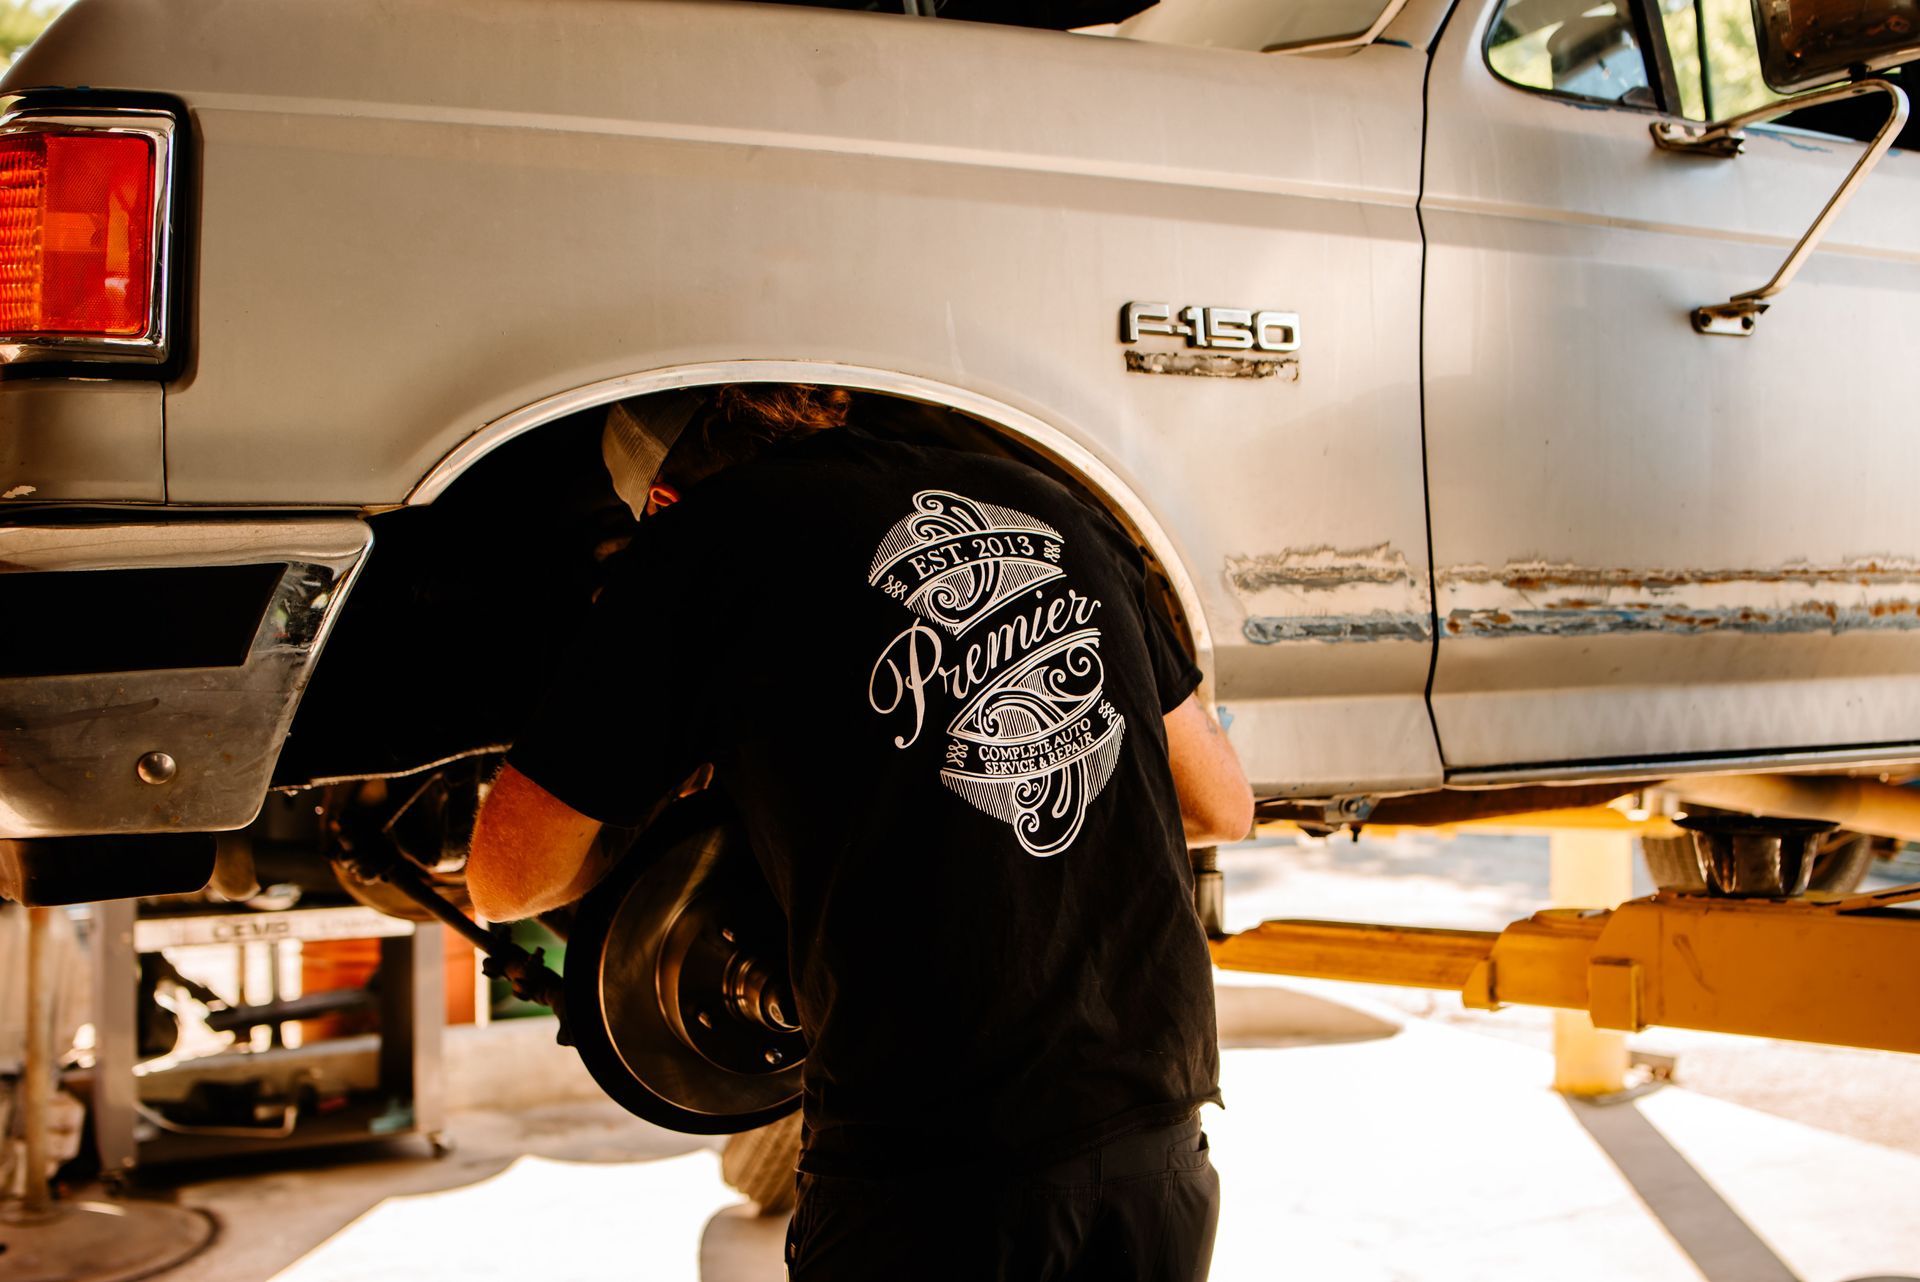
[406, 361, 1215, 678]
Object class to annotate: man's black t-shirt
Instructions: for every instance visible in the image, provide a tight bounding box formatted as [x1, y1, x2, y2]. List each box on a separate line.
[509, 424, 1220, 1173]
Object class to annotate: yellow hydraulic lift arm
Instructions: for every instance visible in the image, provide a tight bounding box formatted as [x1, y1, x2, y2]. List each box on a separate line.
[1211, 883, 1920, 1056]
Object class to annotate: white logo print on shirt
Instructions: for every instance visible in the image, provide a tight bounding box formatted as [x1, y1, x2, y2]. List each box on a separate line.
[866, 490, 1126, 857]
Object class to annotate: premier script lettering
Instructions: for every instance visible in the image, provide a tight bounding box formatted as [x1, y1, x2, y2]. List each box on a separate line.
[868, 586, 1102, 748]
[868, 619, 944, 749]
[864, 489, 1127, 857]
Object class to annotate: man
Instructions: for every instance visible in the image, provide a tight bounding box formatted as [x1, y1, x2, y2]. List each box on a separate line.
[467, 384, 1252, 1281]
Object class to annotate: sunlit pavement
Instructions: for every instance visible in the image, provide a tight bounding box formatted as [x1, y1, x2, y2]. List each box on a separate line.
[1210, 982, 1920, 1282]
[155, 980, 1920, 1282]
[157, 832, 1920, 1281]
[261, 1150, 764, 1282]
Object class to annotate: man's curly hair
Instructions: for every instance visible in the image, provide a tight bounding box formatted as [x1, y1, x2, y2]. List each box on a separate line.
[661, 383, 852, 489]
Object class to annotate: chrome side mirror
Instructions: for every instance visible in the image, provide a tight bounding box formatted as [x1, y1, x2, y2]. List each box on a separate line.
[1650, 0, 1920, 335]
[1752, 0, 1920, 94]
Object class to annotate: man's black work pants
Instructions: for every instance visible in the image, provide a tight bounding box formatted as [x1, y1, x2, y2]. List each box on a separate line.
[785, 1113, 1219, 1282]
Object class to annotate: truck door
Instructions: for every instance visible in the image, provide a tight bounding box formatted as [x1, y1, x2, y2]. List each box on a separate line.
[1420, 0, 1920, 778]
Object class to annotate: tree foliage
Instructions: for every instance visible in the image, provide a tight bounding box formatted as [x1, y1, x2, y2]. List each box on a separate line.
[0, 0, 69, 66]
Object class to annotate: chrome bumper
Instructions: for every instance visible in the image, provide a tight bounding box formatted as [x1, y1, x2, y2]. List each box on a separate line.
[0, 519, 372, 838]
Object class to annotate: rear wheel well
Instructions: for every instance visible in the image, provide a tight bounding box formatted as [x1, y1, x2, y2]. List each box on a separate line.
[275, 386, 1194, 790]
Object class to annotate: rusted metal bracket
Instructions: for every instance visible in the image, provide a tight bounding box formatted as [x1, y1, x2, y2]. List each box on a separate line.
[1213, 885, 1920, 1055]
[1651, 78, 1910, 336]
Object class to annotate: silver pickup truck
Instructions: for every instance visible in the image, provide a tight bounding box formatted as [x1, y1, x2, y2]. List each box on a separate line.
[6, 0, 1920, 907]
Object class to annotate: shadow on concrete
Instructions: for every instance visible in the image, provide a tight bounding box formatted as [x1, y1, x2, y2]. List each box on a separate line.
[700, 1203, 790, 1282]
[1567, 1096, 1918, 1282]
[1214, 982, 1401, 1049]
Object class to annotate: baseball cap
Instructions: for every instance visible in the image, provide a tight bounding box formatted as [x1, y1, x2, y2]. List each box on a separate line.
[601, 389, 708, 519]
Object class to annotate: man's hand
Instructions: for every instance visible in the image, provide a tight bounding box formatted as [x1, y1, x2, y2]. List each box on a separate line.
[467, 764, 605, 923]
[1163, 694, 1253, 847]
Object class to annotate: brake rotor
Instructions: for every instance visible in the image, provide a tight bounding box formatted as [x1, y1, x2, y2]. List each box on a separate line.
[565, 793, 805, 1134]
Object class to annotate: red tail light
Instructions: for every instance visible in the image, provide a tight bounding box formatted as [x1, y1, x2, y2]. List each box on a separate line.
[0, 108, 175, 366]
[0, 132, 155, 335]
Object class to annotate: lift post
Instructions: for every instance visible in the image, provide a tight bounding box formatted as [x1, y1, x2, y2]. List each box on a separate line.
[1547, 830, 1633, 1094]
[1211, 883, 1920, 1056]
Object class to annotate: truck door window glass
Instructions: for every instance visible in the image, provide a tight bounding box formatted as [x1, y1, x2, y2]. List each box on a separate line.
[1658, 0, 1782, 119]
[1487, 0, 1654, 103]
[1115, 0, 1401, 52]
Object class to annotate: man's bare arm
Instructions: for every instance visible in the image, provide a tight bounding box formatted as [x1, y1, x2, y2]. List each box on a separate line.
[467, 764, 605, 922]
[1163, 693, 1254, 847]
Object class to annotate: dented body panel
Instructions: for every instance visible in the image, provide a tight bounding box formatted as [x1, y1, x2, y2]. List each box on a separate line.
[1422, 0, 1920, 773]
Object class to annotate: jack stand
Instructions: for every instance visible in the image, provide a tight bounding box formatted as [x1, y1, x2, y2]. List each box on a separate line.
[1, 906, 213, 1282]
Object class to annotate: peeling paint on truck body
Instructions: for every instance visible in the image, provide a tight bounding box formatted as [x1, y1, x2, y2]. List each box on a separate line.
[1228, 545, 1434, 645]
[1440, 559, 1920, 638]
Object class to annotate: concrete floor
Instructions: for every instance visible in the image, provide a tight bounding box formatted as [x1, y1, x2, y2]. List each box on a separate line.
[111, 832, 1920, 1280]
[142, 985, 1920, 1282]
